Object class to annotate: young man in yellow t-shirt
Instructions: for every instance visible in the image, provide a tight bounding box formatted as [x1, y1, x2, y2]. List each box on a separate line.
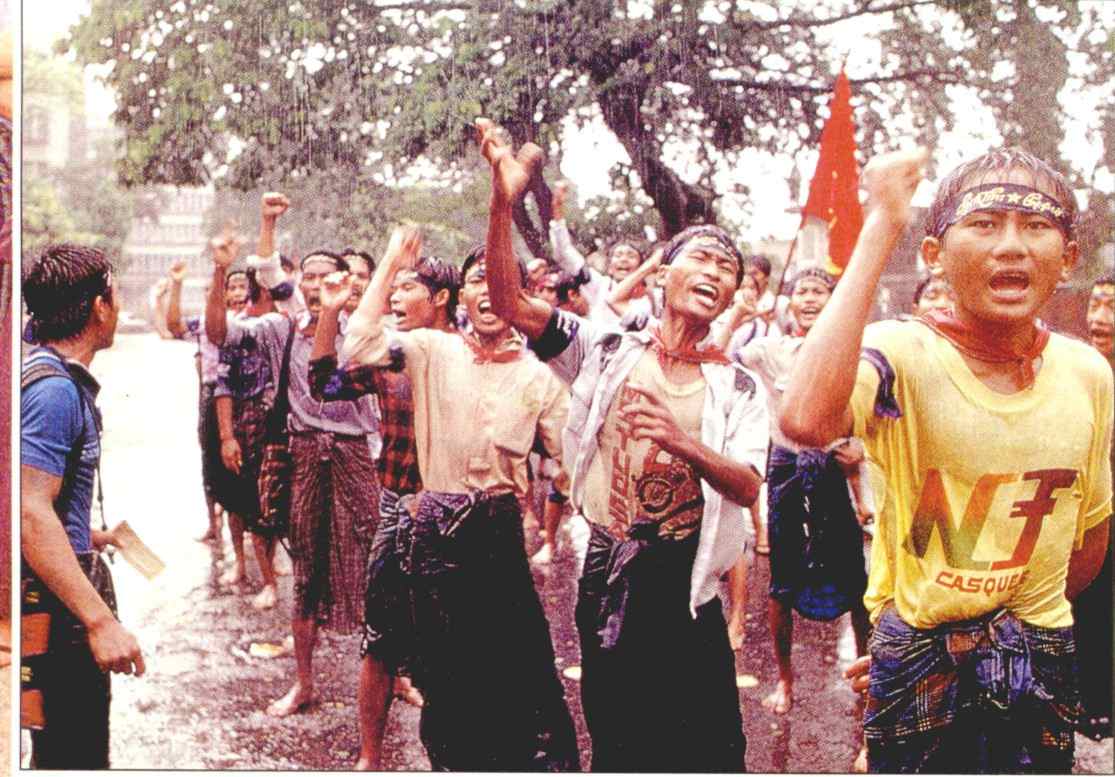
[779, 147, 1112, 772]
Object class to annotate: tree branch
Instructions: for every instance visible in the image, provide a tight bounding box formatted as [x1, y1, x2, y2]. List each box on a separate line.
[715, 68, 962, 95]
[742, 0, 939, 32]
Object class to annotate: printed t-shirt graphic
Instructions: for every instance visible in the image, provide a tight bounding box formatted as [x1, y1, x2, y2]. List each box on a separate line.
[583, 351, 706, 541]
[851, 320, 1113, 629]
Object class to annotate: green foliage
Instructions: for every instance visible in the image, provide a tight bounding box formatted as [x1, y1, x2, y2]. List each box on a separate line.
[65, 0, 1112, 247]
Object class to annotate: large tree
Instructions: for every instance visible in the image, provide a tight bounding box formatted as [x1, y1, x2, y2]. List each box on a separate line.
[66, 0, 1109, 258]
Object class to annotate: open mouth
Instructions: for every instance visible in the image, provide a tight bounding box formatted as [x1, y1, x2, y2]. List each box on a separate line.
[988, 270, 1031, 296]
[691, 283, 719, 306]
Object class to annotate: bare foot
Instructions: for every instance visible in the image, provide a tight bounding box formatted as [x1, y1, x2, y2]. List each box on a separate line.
[853, 744, 868, 773]
[273, 552, 292, 577]
[219, 565, 245, 588]
[393, 676, 424, 707]
[727, 613, 746, 651]
[762, 681, 793, 715]
[531, 542, 555, 566]
[252, 584, 278, 610]
[354, 756, 380, 771]
[266, 682, 315, 717]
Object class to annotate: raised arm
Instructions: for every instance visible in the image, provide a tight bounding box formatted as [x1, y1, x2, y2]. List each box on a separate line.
[204, 233, 241, 346]
[311, 271, 353, 362]
[477, 118, 555, 340]
[341, 226, 421, 366]
[247, 192, 302, 317]
[710, 288, 758, 351]
[606, 247, 661, 317]
[549, 181, 606, 308]
[778, 148, 926, 448]
[165, 259, 188, 338]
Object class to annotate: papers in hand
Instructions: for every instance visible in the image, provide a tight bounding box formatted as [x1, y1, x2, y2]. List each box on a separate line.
[111, 521, 166, 580]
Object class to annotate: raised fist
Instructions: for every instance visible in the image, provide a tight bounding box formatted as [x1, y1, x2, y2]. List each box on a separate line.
[476, 117, 543, 204]
[168, 259, 188, 284]
[321, 271, 354, 313]
[261, 192, 290, 221]
[210, 234, 242, 268]
[863, 148, 927, 226]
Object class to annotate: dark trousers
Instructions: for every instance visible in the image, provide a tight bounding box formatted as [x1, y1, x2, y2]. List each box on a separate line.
[30, 642, 111, 769]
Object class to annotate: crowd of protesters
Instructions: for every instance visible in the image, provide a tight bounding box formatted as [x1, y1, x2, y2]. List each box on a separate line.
[20, 117, 1112, 773]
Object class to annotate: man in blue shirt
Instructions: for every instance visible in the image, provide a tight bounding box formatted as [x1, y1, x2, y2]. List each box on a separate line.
[21, 243, 145, 768]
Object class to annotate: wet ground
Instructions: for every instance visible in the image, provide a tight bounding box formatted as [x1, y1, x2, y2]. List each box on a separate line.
[29, 332, 1112, 772]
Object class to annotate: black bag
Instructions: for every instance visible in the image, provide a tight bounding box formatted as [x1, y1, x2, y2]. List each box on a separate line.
[256, 325, 296, 538]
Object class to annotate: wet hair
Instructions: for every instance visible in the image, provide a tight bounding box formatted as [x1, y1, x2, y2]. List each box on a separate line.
[413, 255, 462, 320]
[555, 269, 589, 304]
[459, 244, 530, 287]
[23, 243, 114, 343]
[1093, 273, 1115, 290]
[788, 266, 836, 294]
[660, 224, 745, 285]
[925, 147, 1077, 241]
[746, 254, 772, 277]
[340, 247, 376, 274]
[246, 268, 264, 303]
[300, 250, 349, 273]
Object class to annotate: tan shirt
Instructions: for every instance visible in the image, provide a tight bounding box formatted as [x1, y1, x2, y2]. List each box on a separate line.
[342, 320, 568, 496]
[583, 351, 707, 541]
[734, 333, 804, 451]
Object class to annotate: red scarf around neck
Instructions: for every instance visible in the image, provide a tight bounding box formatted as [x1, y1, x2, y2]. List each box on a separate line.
[461, 331, 524, 364]
[649, 324, 729, 368]
[917, 308, 1049, 389]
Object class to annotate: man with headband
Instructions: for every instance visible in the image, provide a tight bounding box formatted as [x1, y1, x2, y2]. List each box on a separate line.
[308, 248, 460, 768]
[477, 118, 767, 770]
[734, 266, 872, 721]
[206, 192, 383, 723]
[22, 244, 146, 767]
[339, 224, 579, 770]
[781, 147, 1111, 772]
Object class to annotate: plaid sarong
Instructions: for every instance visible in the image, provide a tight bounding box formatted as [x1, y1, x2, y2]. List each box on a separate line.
[865, 604, 1078, 773]
[288, 431, 378, 633]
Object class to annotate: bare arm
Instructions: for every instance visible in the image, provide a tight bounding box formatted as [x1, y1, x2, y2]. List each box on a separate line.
[710, 286, 761, 351]
[477, 118, 554, 340]
[215, 395, 240, 475]
[165, 260, 187, 338]
[779, 148, 926, 448]
[341, 226, 421, 366]
[204, 234, 241, 347]
[312, 272, 350, 362]
[606, 248, 661, 317]
[22, 466, 145, 675]
[1066, 516, 1110, 601]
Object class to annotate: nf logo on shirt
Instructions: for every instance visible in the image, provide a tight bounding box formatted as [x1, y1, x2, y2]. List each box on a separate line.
[904, 468, 1078, 573]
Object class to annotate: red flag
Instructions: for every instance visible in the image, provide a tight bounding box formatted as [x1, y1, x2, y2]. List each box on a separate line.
[800, 70, 863, 274]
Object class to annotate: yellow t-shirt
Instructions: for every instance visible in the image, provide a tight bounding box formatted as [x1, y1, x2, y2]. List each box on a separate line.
[851, 320, 1113, 629]
[583, 351, 707, 541]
